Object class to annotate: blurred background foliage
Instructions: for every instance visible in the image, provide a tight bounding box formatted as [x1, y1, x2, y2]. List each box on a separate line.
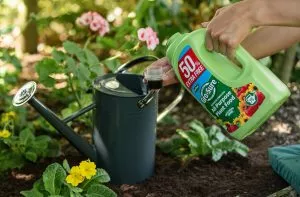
[0, 0, 299, 84]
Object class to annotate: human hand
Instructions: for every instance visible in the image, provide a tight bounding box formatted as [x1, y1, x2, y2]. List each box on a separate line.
[145, 57, 178, 87]
[202, 0, 259, 60]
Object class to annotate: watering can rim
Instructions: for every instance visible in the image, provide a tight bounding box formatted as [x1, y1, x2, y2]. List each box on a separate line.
[93, 73, 148, 98]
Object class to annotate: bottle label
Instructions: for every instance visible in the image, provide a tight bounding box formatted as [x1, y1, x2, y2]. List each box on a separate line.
[178, 45, 265, 133]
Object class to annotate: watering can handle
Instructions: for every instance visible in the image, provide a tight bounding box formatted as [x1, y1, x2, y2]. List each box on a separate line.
[115, 55, 185, 123]
[115, 55, 160, 74]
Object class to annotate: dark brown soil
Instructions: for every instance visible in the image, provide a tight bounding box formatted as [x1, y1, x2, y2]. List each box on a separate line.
[1, 83, 300, 197]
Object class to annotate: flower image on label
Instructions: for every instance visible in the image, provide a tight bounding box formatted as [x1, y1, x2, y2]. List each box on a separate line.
[178, 45, 266, 133]
[245, 92, 257, 106]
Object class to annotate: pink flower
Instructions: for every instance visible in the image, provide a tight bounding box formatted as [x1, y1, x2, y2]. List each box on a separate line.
[90, 20, 101, 31]
[138, 28, 147, 41]
[77, 12, 93, 26]
[76, 11, 109, 36]
[98, 22, 109, 36]
[146, 37, 159, 50]
[137, 27, 159, 50]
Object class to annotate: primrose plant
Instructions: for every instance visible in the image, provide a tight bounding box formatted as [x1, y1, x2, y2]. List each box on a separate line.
[0, 111, 60, 172]
[21, 159, 117, 197]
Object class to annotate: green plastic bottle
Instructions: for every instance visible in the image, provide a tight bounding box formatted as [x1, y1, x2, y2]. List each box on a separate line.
[166, 28, 291, 140]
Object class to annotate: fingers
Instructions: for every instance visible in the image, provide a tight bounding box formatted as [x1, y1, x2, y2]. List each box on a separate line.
[148, 57, 170, 69]
[162, 69, 178, 86]
[211, 32, 220, 53]
[205, 29, 214, 51]
[227, 45, 236, 61]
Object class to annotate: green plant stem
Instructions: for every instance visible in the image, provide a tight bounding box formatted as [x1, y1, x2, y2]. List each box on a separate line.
[67, 74, 82, 108]
[83, 35, 95, 49]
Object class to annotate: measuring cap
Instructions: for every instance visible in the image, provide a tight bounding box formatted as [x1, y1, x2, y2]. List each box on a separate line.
[144, 67, 163, 90]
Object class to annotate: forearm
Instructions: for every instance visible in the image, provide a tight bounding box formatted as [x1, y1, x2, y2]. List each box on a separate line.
[241, 26, 300, 59]
[251, 0, 300, 27]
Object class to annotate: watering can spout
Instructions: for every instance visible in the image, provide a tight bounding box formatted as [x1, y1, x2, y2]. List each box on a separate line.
[12, 81, 97, 161]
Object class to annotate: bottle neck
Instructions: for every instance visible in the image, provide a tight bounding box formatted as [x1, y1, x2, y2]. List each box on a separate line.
[166, 33, 183, 62]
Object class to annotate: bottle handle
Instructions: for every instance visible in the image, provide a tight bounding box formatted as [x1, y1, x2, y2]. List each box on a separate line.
[233, 46, 255, 85]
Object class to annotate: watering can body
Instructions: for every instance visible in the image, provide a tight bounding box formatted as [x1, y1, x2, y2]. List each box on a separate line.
[13, 56, 184, 184]
[92, 73, 157, 184]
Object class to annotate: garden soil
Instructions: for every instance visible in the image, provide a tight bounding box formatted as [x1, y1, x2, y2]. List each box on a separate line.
[1, 74, 300, 196]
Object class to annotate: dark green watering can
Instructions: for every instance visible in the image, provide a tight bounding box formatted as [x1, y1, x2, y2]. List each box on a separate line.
[13, 56, 184, 184]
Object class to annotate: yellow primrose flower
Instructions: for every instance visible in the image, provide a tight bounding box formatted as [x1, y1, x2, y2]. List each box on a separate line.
[66, 166, 84, 187]
[1, 116, 9, 124]
[79, 160, 97, 179]
[7, 111, 16, 119]
[1, 111, 16, 124]
[0, 130, 11, 138]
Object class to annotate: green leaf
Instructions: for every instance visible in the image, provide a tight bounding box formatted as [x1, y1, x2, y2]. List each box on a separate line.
[84, 49, 100, 67]
[20, 178, 46, 197]
[52, 49, 66, 64]
[66, 57, 77, 73]
[0, 26, 13, 35]
[177, 129, 211, 156]
[25, 151, 38, 162]
[43, 163, 66, 195]
[46, 139, 61, 158]
[102, 56, 120, 72]
[0, 50, 22, 71]
[157, 134, 188, 156]
[19, 128, 35, 145]
[207, 125, 249, 161]
[63, 41, 82, 55]
[33, 135, 52, 150]
[188, 120, 204, 131]
[35, 58, 60, 87]
[60, 185, 71, 197]
[70, 187, 83, 193]
[90, 65, 103, 76]
[75, 50, 87, 63]
[86, 185, 117, 197]
[82, 169, 111, 190]
[33, 178, 47, 193]
[63, 159, 70, 173]
[97, 37, 118, 49]
[212, 149, 224, 162]
[0, 151, 25, 172]
[10, 55, 22, 71]
[232, 141, 249, 157]
[95, 169, 111, 183]
[159, 114, 179, 126]
[76, 63, 91, 82]
[20, 188, 44, 197]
